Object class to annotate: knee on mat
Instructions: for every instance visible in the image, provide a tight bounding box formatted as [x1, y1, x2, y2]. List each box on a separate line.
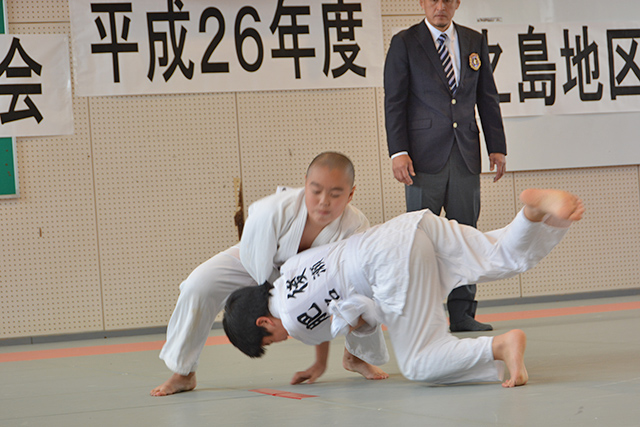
[398, 360, 441, 383]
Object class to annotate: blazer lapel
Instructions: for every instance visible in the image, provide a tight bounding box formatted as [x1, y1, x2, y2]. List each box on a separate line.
[455, 23, 471, 89]
[414, 22, 450, 89]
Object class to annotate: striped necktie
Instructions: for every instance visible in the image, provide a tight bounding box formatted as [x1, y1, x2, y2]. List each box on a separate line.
[437, 33, 457, 94]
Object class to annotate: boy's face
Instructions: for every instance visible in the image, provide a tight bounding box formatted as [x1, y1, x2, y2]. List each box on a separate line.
[258, 316, 289, 346]
[304, 165, 355, 229]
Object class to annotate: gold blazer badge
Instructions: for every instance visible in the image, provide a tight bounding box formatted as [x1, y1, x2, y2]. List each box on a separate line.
[469, 53, 481, 71]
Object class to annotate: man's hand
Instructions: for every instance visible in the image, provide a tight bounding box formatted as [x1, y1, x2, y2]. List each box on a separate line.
[392, 154, 415, 186]
[489, 153, 506, 182]
[290, 361, 327, 385]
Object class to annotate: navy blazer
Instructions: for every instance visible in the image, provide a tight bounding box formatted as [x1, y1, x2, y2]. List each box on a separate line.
[384, 21, 506, 175]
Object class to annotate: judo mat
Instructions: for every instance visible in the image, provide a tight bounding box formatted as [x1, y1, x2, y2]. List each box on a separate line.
[1, 294, 639, 426]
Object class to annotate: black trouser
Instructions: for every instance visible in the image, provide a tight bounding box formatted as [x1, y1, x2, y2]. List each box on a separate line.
[405, 144, 480, 324]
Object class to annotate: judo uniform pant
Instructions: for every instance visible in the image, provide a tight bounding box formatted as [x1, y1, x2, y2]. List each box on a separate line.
[159, 245, 254, 375]
[383, 211, 568, 383]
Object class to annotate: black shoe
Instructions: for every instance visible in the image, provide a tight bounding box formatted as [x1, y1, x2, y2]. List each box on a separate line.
[450, 318, 493, 332]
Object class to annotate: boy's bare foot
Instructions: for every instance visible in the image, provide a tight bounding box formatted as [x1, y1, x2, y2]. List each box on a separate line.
[342, 348, 389, 380]
[150, 372, 197, 396]
[520, 189, 585, 222]
[492, 329, 528, 388]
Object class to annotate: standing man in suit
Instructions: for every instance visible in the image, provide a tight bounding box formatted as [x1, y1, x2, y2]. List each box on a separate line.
[384, 0, 507, 332]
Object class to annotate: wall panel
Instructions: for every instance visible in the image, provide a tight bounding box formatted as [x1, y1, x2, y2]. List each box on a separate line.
[516, 167, 640, 296]
[89, 93, 241, 330]
[7, 0, 68, 23]
[376, 87, 406, 222]
[381, 0, 422, 16]
[475, 173, 522, 300]
[0, 23, 101, 338]
[237, 88, 384, 225]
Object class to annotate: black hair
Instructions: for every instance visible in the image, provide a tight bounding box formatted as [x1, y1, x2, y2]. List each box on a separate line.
[223, 282, 273, 358]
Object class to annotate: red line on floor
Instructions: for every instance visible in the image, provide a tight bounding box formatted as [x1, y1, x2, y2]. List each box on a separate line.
[0, 340, 165, 363]
[0, 336, 232, 363]
[250, 388, 317, 399]
[475, 301, 640, 323]
[1, 301, 638, 364]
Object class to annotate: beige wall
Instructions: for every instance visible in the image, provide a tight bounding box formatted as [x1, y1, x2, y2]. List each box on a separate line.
[1, 0, 639, 339]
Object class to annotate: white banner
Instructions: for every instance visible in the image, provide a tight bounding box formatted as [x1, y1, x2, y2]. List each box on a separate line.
[474, 22, 640, 117]
[0, 35, 73, 137]
[69, 0, 384, 97]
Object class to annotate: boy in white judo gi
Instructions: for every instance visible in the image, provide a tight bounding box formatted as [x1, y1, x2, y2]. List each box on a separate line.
[151, 152, 388, 396]
[223, 189, 585, 387]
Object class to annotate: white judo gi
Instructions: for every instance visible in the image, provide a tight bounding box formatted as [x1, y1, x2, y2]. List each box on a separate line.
[160, 187, 387, 375]
[269, 209, 571, 384]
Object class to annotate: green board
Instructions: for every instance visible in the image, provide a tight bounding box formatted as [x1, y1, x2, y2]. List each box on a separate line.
[0, 0, 19, 198]
[0, 137, 18, 197]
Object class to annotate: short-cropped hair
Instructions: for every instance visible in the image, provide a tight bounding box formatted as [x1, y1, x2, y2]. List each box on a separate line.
[307, 151, 355, 186]
[223, 282, 273, 358]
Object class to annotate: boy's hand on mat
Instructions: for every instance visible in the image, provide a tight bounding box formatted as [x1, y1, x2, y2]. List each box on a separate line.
[290, 362, 326, 385]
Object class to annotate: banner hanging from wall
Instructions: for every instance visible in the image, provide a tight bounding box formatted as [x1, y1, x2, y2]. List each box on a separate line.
[69, 0, 384, 97]
[0, 34, 74, 137]
[470, 21, 640, 117]
[0, 0, 19, 199]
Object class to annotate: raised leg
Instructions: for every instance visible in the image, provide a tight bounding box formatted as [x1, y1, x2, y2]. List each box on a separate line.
[520, 189, 584, 222]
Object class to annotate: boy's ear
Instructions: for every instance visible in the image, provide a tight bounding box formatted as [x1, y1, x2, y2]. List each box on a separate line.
[348, 185, 355, 203]
[256, 316, 272, 328]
